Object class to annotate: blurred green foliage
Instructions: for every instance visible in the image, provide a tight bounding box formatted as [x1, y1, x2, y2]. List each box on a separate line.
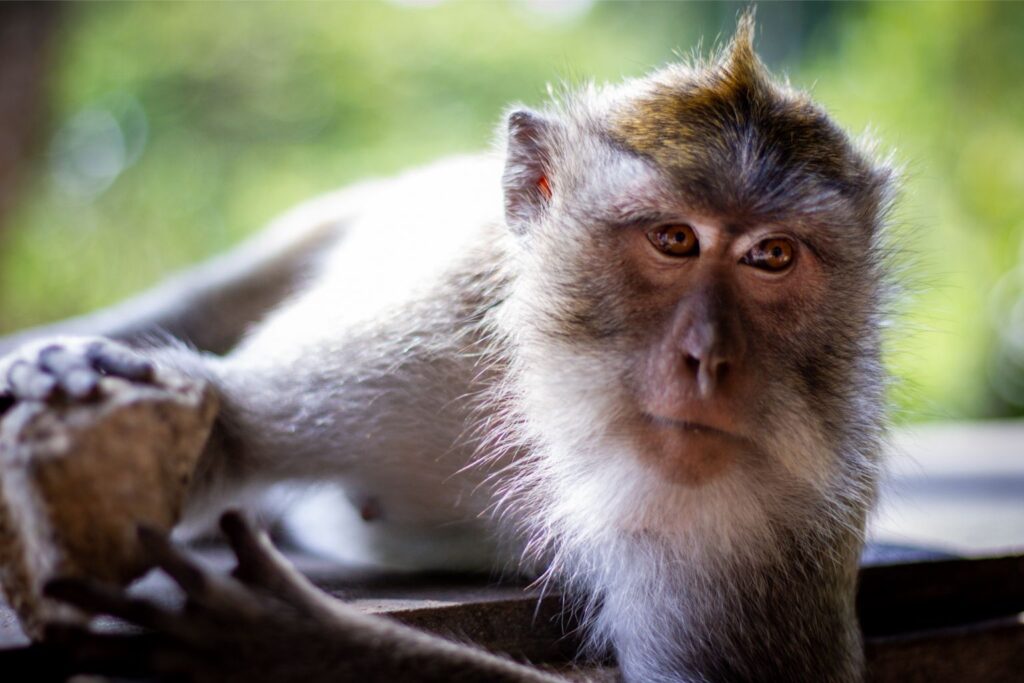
[1, 1, 1022, 422]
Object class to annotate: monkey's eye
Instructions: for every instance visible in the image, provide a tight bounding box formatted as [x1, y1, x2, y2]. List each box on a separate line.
[648, 224, 698, 257]
[742, 238, 795, 272]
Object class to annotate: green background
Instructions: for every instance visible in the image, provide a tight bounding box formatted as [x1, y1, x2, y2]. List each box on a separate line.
[2, 1, 1023, 423]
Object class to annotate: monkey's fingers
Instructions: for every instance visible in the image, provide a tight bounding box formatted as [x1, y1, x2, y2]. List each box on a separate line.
[219, 511, 320, 602]
[220, 510, 344, 621]
[39, 345, 101, 400]
[6, 360, 59, 401]
[138, 524, 267, 620]
[44, 578, 184, 636]
[138, 526, 210, 597]
[220, 510, 284, 583]
[85, 341, 154, 383]
[4, 342, 107, 405]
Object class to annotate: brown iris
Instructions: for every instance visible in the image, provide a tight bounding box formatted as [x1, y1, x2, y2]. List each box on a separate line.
[648, 224, 698, 257]
[743, 238, 795, 271]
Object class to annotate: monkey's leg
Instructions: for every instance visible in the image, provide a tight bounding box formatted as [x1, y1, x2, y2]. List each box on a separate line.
[0, 184, 368, 358]
[44, 511, 565, 683]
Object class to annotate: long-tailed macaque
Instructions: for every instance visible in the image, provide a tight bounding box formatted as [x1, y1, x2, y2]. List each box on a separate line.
[0, 13, 894, 683]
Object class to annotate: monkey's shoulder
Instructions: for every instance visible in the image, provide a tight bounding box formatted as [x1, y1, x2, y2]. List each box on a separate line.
[295, 154, 506, 322]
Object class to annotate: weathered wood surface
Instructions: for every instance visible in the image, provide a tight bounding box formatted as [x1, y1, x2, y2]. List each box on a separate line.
[858, 553, 1024, 636]
[1, 420, 1022, 680]
[867, 617, 1024, 682]
[2, 548, 1023, 681]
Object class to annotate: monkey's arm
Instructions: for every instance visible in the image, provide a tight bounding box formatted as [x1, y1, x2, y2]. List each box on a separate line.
[44, 512, 565, 683]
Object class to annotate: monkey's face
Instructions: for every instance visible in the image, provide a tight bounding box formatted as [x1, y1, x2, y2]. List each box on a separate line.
[512, 151, 852, 489]
[504, 141, 884, 542]
[616, 211, 830, 487]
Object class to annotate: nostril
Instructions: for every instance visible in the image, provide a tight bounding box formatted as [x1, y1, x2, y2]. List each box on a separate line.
[684, 354, 701, 375]
[715, 361, 730, 383]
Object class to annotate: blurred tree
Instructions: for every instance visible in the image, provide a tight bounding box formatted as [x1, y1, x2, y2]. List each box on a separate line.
[0, 2, 59, 235]
[0, 1, 1021, 422]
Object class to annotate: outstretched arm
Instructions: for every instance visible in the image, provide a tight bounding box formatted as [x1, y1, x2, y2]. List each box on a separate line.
[44, 512, 566, 683]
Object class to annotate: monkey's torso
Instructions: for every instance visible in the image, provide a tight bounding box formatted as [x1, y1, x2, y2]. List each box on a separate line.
[204, 154, 521, 571]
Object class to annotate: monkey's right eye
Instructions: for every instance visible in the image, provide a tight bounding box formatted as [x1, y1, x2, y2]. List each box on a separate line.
[648, 224, 699, 257]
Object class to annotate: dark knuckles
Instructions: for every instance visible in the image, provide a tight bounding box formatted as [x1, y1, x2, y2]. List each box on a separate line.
[85, 342, 155, 382]
[7, 359, 60, 401]
[39, 344, 89, 376]
[1, 340, 154, 407]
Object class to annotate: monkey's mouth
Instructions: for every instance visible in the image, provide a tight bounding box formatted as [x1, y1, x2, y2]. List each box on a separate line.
[635, 412, 747, 485]
[639, 413, 744, 444]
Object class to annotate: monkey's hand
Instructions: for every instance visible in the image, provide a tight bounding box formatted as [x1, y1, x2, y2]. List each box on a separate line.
[43, 512, 564, 683]
[0, 337, 155, 414]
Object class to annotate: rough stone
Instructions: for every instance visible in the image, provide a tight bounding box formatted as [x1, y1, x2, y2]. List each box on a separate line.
[0, 369, 218, 639]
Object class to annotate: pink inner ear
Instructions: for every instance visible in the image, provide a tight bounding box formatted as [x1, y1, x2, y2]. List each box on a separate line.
[537, 175, 552, 200]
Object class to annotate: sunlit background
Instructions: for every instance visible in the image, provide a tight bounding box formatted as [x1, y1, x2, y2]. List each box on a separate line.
[1, 0, 1023, 424]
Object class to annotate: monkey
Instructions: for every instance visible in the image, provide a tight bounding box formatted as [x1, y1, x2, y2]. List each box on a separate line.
[0, 12, 895, 683]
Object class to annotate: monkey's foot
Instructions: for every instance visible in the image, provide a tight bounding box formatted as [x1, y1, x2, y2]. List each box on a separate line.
[42, 511, 564, 683]
[0, 337, 218, 639]
[42, 512, 398, 683]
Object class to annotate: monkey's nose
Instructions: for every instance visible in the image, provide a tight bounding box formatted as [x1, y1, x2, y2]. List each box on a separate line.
[683, 351, 730, 398]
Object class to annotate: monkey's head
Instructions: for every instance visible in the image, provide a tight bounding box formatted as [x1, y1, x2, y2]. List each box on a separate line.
[497, 13, 894, 558]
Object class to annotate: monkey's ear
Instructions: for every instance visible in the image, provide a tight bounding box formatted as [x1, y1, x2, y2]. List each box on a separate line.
[502, 109, 556, 234]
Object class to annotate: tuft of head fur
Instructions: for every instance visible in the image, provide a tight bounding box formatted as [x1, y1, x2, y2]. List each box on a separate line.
[611, 13, 889, 226]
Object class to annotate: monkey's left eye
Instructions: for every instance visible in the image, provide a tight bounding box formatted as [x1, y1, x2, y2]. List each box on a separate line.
[648, 224, 699, 257]
[742, 238, 795, 272]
